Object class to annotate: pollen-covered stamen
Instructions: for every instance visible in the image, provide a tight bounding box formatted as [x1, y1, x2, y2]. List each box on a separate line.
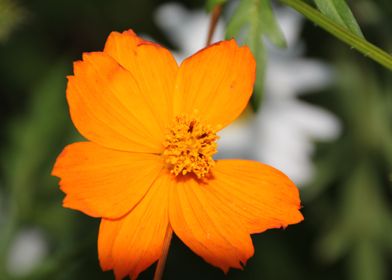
[163, 115, 219, 178]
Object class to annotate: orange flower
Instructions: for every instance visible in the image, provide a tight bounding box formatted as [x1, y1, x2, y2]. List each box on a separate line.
[52, 30, 303, 280]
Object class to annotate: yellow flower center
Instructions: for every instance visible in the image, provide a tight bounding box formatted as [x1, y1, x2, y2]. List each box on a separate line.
[163, 115, 219, 178]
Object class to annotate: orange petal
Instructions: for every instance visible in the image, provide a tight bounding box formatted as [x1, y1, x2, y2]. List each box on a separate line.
[210, 160, 303, 234]
[173, 40, 255, 129]
[98, 172, 170, 280]
[52, 142, 163, 219]
[67, 51, 169, 153]
[104, 30, 178, 130]
[169, 175, 255, 273]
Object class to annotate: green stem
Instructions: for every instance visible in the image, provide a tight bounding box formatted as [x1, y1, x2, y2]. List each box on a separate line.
[280, 0, 392, 70]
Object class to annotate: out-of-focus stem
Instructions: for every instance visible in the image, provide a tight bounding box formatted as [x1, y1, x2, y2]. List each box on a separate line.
[206, 4, 223, 46]
[153, 224, 173, 280]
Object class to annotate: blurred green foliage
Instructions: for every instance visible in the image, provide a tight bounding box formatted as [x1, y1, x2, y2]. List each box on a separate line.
[0, 0, 26, 42]
[226, 0, 287, 110]
[0, 0, 391, 279]
[313, 60, 392, 280]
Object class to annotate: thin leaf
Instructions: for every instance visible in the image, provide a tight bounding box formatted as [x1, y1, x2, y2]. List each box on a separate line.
[226, 0, 271, 111]
[314, 0, 364, 38]
[247, 0, 266, 111]
[259, 0, 287, 48]
[226, 0, 251, 39]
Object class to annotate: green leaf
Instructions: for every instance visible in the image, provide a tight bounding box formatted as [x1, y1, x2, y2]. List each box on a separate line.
[226, 0, 251, 39]
[205, 0, 226, 12]
[314, 0, 364, 38]
[247, 0, 266, 111]
[259, 0, 287, 48]
[280, 0, 392, 70]
[227, 0, 287, 110]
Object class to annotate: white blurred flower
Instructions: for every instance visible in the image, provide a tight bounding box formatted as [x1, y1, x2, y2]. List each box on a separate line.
[7, 228, 49, 277]
[155, 3, 340, 185]
[154, 3, 224, 62]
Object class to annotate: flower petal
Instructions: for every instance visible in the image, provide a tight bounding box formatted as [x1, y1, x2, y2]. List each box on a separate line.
[210, 160, 303, 234]
[169, 160, 303, 272]
[67, 51, 167, 153]
[104, 30, 178, 130]
[98, 172, 170, 280]
[173, 40, 255, 129]
[169, 176, 254, 273]
[52, 142, 163, 219]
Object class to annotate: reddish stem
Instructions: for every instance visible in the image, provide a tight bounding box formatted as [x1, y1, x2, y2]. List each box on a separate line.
[206, 4, 223, 46]
[153, 224, 173, 280]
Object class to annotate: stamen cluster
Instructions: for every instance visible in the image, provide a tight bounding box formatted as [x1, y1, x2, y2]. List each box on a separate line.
[163, 115, 219, 178]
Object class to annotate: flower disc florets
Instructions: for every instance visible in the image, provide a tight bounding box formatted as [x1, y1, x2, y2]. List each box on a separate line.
[163, 115, 219, 178]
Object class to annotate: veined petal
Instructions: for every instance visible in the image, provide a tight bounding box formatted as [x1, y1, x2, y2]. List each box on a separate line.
[67, 51, 166, 153]
[210, 160, 303, 234]
[98, 172, 171, 280]
[169, 160, 302, 272]
[104, 30, 178, 129]
[52, 142, 163, 219]
[173, 40, 255, 130]
[169, 176, 254, 273]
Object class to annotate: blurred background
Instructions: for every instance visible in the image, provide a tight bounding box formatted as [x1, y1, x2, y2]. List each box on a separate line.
[0, 0, 391, 279]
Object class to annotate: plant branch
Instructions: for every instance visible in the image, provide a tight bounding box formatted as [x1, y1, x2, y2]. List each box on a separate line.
[206, 4, 223, 46]
[280, 0, 392, 70]
[153, 224, 173, 280]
